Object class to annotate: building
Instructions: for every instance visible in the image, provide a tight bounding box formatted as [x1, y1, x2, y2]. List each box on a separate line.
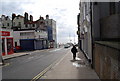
[12, 14, 24, 30]
[47, 26, 53, 48]
[13, 29, 48, 50]
[1, 28, 14, 56]
[1, 15, 12, 29]
[0, 15, 14, 56]
[78, 1, 120, 79]
[12, 12, 48, 50]
[78, 2, 92, 63]
[45, 15, 57, 48]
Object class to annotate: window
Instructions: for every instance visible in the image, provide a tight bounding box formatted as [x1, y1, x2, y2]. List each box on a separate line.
[18, 22, 21, 26]
[2, 24, 4, 27]
[33, 24, 35, 27]
[15, 42, 17, 46]
[13, 22, 15, 26]
[110, 2, 116, 15]
[25, 24, 28, 27]
[17, 17, 19, 19]
[7, 23, 9, 26]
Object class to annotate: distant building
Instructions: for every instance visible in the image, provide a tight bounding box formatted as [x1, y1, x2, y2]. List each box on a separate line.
[13, 29, 48, 50]
[45, 15, 57, 48]
[12, 12, 48, 50]
[12, 14, 25, 30]
[1, 15, 12, 29]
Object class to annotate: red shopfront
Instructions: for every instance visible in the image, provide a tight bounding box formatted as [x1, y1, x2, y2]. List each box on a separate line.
[1, 31, 14, 56]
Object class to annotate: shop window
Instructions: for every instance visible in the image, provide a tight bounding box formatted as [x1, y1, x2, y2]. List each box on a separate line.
[15, 42, 17, 47]
[7, 38, 13, 55]
[2, 39, 5, 55]
[25, 24, 28, 27]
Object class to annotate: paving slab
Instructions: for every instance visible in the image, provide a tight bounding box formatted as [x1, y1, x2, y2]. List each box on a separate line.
[40, 50, 99, 79]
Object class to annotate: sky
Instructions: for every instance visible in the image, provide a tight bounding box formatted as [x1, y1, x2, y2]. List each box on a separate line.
[0, 0, 80, 44]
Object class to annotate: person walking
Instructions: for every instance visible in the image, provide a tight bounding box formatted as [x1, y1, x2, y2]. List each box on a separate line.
[71, 45, 78, 60]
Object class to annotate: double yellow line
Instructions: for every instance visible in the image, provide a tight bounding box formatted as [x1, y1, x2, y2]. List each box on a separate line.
[30, 51, 70, 81]
[30, 63, 53, 81]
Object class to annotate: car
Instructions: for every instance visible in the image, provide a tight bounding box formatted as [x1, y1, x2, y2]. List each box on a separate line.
[64, 44, 70, 48]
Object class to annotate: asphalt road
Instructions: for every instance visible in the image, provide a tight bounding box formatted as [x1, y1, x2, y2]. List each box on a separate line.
[2, 47, 71, 80]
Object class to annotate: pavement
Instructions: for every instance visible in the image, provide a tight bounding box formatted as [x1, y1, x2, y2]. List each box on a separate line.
[40, 49, 99, 79]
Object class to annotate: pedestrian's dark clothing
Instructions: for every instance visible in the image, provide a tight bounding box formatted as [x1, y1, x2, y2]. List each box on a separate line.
[71, 46, 77, 60]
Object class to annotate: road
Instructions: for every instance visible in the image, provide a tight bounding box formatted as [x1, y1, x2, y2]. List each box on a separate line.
[2, 47, 70, 80]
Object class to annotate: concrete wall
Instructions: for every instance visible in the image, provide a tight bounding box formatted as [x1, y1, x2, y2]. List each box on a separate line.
[100, 14, 120, 39]
[92, 3, 101, 40]
[94, 42, 120, 79]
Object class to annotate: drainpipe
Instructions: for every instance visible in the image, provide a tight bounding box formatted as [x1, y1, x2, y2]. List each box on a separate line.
[90, 2, 94, 69]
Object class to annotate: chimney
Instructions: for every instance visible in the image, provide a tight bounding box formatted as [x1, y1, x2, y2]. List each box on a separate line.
[24, 12, 28, 23]
[46, 15, 49, 19]
[30, 15, 33, 21]
[12, 13, 16, 20]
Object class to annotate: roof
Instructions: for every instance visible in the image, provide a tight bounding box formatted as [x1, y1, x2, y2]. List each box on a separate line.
[25, 21, 38, 24]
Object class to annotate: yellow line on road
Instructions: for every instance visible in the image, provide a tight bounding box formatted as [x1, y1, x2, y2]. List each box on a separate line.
[30, 51, 70, 81]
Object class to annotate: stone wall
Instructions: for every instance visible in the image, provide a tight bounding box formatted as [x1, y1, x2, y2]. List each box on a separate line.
[94, 41, 120, 79]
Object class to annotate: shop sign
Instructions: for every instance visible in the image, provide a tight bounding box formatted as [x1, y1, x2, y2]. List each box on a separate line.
[1, 31, 10, 36]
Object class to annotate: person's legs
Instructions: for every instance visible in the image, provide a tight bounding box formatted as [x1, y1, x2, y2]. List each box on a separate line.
[73, 54, 76, 60]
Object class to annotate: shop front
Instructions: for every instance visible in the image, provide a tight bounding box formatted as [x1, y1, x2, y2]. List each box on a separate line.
[1, 29, 14, 56]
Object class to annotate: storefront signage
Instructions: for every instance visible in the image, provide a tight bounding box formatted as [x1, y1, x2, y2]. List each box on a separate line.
[1, 31, 10, 36]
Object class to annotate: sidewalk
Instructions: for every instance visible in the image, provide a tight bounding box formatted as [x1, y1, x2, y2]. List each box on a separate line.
[40, 49, 99, 79]
[2, 52, 29, 60]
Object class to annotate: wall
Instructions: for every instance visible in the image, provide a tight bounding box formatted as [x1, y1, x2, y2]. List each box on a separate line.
[100, 14, 120, 39]
[13, 17, 25, 29]
[94, 42, 120, 79]
[1, 15, 12, 29]
[45, 18, 57, 48]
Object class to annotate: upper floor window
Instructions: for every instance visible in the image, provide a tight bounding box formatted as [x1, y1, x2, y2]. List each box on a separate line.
[32, 24, 35, 27]
[110, 2, 116, 15]
[7, 23, 9, 26]
[17, 17, 19, 19]
[2, 24, 4, 27]
[13, 22, 15, 26]
[18, 22, 21, 26]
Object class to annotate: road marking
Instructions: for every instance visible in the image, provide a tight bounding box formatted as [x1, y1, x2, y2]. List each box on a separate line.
[49, 48, 62, 52]
[0, 63, 10, 68]
[30, 51, 70, 81]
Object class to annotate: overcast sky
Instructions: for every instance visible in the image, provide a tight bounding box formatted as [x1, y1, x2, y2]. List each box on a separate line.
[1, 0, 80, 44]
